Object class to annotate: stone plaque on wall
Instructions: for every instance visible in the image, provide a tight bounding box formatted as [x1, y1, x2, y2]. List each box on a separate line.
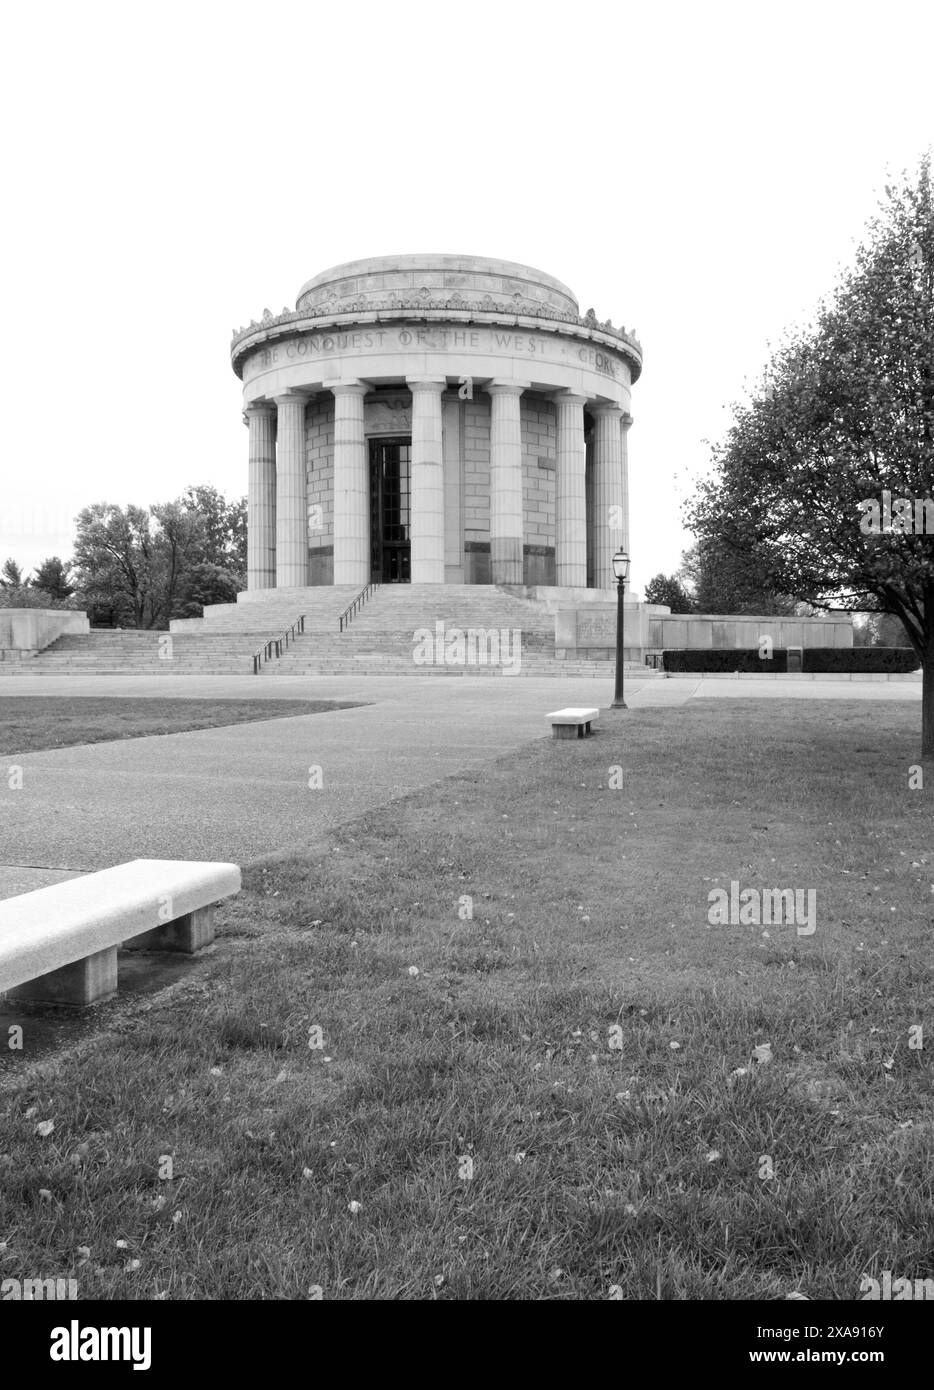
[577, 613, 615, 646]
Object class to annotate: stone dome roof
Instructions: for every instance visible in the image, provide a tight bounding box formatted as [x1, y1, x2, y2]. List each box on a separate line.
[296, 254, 579, 317]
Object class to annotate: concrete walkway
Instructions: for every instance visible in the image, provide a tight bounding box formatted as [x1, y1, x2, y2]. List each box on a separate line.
[0, 671, 920, 703]
[0, 673, 920, 900]
[0, 675, 656, 897]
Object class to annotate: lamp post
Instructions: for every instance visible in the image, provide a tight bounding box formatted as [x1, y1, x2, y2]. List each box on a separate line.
[611, 547, 630, 709]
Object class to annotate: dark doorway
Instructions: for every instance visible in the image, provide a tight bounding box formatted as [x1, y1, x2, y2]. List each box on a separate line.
[369, 438, 411, 582]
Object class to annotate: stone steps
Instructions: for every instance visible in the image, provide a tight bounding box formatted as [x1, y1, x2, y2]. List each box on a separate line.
[2, 669, 641, 679]
[12, 584, 649, 679]
[169, 585, 361, 634]
[171, 584, 556, 636]
[1, 652, 653, 678]
[43, 640, 269, 650]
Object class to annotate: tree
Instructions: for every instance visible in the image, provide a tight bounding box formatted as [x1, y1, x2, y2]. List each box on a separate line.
[180, 485, 247, 581]
[32, 556, 74, 601]
[71, 490, 246, 627]
[149, 500, 206, 623]
[174, 562, 242, 618]
[874, 611, 912, 646]
[644, 572, 695, 612]
[686, 153, 934, 752]
[163, 489, 245, 616]
[73, 503, 161, 628]
[854, 610, 912, 647]
[678, 540, 798, 615]
[0, 555, 77, 611]
[0, 585, 76, 611]
[0, 558, 24, 588]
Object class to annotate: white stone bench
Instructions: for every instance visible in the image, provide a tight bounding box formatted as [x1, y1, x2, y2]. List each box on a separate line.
[547, 706, 599, 739]
[0, 859, 241, 1007]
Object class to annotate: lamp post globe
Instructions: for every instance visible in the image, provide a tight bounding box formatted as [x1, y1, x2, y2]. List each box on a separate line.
[612, 548, 630, 583]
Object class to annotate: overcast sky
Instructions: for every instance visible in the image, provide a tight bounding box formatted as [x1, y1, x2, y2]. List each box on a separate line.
[1, 0, 931, 593]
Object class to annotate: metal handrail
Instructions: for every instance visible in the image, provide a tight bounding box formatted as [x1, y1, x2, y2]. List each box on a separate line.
[339, 580, 380, 632]
[252, 615, 305, 674]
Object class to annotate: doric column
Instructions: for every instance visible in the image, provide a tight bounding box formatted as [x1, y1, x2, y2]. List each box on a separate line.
[487, 380, 528, 585]
[331, 380, 369, 587]
[554, 391, 588, 588]
[620, 411, 633, 566]
[591, 403, 624, 589]
[245, 403, 277, 590]
[273, 393, 309, 588]
[407, 378, 446, 584]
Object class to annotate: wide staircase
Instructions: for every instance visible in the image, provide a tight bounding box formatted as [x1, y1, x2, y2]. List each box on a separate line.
[6, 588, 360, 677]
[10, 585, 652, 678]
[271, 584, 560, 676]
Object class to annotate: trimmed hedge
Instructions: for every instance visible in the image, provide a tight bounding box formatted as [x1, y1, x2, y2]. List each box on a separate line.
[662, 649, 787, 673]
[802, 647, 920, 674]
[661, 647, 921, 674]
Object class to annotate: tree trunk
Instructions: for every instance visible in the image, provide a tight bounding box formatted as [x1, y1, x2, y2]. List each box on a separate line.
[924, 656, 934, 759]
[923, 588, 934, 760]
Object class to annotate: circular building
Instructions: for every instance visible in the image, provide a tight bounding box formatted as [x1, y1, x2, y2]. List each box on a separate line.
[230, 254, 642, 592]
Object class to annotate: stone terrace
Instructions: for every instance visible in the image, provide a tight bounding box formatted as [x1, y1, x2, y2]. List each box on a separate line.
[3, 587, 648, 679]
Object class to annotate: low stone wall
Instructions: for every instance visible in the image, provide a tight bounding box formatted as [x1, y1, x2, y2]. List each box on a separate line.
[649, 612, 854, 651]
[553, 600, 664, 662]
[552, 602, 854, 661]
[0, 608, 89, 660]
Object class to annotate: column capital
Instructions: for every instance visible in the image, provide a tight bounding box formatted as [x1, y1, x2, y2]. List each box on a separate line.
[590, 401, 624, 419]
[621, 411, 634, 431]
[406, 376, 447, 393]
[486, 379, 530, 397]
[552, 390, 589, 408]
[272, 390, 310, 409]
[329, 379, 369, 398]
[243, 401, 276, 425]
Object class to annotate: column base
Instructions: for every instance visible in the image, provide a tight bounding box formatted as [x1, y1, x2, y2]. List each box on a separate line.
[333, 560, 369, 587]
[411, 559, 446, 584]
[555, 562, 587, 588]
[275, 564, 309, 587]
[491, 537, 523, 585]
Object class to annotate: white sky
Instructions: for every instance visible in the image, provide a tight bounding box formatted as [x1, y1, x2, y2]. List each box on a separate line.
[1, 0, 931, 593]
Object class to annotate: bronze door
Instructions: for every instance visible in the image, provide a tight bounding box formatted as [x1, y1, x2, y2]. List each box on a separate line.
[369, 438, 411, 582]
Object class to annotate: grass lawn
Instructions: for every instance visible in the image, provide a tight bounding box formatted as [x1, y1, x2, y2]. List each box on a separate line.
[0, 697, 363, 755]
[1, 698, 932, 1299]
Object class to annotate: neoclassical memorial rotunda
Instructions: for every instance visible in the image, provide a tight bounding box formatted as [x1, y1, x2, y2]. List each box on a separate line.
[231, 254, 642, 592]
[0, 268, 853, 678]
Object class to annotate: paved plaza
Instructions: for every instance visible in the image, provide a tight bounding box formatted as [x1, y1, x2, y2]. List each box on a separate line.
[0, 674, 920, 901]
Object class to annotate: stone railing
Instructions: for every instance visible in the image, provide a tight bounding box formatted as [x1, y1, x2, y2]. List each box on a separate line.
[230, 293, 643, 378]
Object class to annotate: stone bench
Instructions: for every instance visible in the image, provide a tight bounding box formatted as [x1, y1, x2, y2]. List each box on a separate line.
[0, 859, 241, 1007]
[547, 706, 599, 739]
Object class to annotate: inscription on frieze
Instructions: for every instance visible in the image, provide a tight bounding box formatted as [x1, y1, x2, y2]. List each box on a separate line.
[244, 327, 622, 382]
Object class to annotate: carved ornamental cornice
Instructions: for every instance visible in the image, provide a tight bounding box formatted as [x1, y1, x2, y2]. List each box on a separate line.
[230, 290, 643, 381]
